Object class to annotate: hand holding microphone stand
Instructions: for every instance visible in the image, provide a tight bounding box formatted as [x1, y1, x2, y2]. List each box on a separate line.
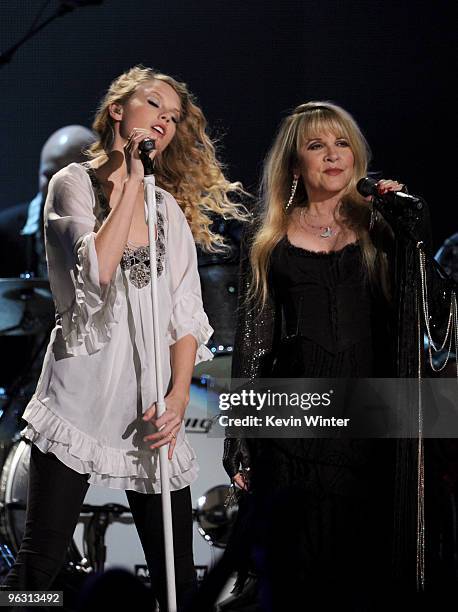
[357, 176, 457, 288]
[139, 138, 177, 612]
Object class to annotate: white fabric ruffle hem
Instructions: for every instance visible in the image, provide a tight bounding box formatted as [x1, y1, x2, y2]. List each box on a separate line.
[22, 397, 199, 494]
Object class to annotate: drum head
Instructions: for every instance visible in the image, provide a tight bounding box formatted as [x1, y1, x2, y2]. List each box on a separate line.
[0, 440, 84, 581]
[0, 440, 30, 551]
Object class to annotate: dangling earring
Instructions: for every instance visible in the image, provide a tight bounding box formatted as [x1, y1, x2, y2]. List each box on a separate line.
[285, 176, 299, 212]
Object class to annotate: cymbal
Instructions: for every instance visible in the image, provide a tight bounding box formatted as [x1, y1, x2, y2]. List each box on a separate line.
[0, 277, 54, 336]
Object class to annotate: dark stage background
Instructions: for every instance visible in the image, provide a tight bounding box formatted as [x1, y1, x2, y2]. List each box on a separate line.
[0, 0, 457, 589]
[0, 0, 455, 249]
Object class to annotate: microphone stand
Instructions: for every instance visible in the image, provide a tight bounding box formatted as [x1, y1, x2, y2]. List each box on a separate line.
[141, 151, 177, 612]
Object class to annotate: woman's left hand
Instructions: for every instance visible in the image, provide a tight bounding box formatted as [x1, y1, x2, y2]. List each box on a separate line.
[376, 179, 405, 195]
[142, 392, 188, 459]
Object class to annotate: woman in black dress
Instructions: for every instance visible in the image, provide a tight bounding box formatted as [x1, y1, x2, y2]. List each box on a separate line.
[222, 102, 454, 610]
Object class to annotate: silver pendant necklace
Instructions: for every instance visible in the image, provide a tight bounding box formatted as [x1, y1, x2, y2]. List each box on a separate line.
[299, 208, 338, 239]
[319, 226, 333, 238]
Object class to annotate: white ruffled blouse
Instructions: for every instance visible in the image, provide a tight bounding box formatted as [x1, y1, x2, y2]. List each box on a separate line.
[21, 163, 213, 493]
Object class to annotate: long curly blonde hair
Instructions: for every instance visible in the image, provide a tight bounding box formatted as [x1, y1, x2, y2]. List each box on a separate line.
[88, 65, 249, 251]
[250, 101, 388, 307]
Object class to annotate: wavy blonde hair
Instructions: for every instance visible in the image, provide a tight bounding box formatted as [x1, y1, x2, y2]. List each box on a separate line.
[88, 65, 249, 250]
[250, 101, 387, 307]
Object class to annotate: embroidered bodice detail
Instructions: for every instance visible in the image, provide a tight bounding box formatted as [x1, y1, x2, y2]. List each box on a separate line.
[120, 207, 166, 288]
[81, 162, 166, 289]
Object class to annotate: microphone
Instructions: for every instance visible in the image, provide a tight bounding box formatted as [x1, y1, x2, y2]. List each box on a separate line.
[138, 138, 156, 154]
[139, 138, 155, 175]
[357, 176, 423, 210]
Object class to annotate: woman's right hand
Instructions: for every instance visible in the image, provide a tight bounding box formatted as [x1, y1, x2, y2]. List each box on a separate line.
[124, 128, 158, 181]
[223, 438, 251, 491]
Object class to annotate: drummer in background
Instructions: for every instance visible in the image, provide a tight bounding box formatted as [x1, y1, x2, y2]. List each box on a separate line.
[0, 127, 96, 394]
[0, 125, 96, 278]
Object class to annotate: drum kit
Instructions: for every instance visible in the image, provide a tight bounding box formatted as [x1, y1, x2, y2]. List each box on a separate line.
[0, 260, 240, 587]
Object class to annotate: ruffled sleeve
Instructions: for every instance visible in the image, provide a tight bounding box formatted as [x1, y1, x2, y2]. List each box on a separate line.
[164, 193, 214, 365]
[45, 163, 122, 356]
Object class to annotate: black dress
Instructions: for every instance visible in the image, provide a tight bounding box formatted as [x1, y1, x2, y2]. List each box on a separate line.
[227, 203, 455, 609]
[246, 238, 396, 608]
[270, 236, 376, 378]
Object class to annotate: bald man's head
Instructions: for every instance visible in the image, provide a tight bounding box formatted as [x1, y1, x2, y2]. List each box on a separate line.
[39, 125, 96, 195]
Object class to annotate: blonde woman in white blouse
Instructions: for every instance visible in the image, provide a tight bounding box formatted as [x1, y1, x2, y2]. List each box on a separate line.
[2, 66, 247, 610]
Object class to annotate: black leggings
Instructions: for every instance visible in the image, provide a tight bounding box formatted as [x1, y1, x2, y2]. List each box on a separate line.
[3, 444, 196, 610]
